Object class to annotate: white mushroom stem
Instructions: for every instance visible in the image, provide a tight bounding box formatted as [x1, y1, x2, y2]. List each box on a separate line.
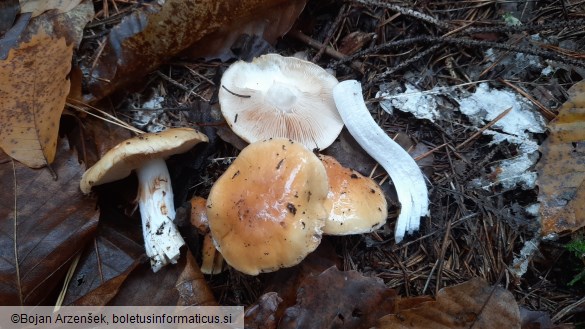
[332, 80, 429, 242]
[136, 158, 185, 272]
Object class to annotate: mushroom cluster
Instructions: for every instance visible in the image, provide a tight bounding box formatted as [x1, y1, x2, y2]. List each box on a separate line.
[200, 54, 394, 275]
[205, 138, 388, 275]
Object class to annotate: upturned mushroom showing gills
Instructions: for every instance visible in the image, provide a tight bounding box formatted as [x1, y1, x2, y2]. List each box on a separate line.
[219, 53, 343, 150]
[80, 128, 208, 272]
[206, 138, 329, 275]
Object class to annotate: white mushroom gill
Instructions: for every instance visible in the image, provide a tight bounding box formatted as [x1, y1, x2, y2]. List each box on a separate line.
[136, 158, 185, 272]
[332, 80, 429, 242]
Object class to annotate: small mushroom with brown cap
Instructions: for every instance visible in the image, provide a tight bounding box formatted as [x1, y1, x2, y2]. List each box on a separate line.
[319, 154, 388, 235]
[219, 53, 343, 150]
[190, 196, 225, 275]
[80, 128, 208, 272]
[206, 138, 329, 275]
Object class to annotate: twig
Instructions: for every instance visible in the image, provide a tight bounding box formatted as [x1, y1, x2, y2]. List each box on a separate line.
[312, 4, 348, 63]
[456, 18, 585, 37]
[12, 159, 22, 305]
[156, 71, 189, 91]
[498, 78, 556, 121]
[366, 44, 442, 88]
[334, 35, 585, 70]
[552, 295, 585, 322]
[288, 30, 365, 73]
[456, 107, 512, 150]
[435, 218, 452, 295]
[353, 0, 451, 31]
[67, 99, 144, 135]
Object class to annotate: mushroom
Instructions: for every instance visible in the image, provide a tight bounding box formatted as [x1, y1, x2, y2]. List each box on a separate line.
[219, 53, 343, 150]
[80, 128, 208, 272]
[206, 138, 329, 275]
[319, 154, 388, 235]
[332, 80, 429, 242]
[190, 196, 225, 275]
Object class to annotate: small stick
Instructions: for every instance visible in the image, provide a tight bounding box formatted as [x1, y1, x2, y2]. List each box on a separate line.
[353, 0, 451, 30]
[221, 85, 251, 98]
[456, 107, 512, 150]
[288, 30, 365, 73]
[498, 78, 555, 121]
[312, 4, 348, 63]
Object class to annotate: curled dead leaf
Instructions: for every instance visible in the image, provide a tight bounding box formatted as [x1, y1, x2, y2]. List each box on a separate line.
[83, 0, 308, 102]
[374, 278, 520, 329]
[279, 266, 398, 329]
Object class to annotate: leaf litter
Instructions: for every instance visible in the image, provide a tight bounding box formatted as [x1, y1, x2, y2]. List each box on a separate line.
[2, 0, 585, 326]
[0, 137, 98, 305]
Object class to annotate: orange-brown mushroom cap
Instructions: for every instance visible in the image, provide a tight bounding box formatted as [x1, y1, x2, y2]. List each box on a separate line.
[320, 154, 388, 235]
[206, 138, 329, 275]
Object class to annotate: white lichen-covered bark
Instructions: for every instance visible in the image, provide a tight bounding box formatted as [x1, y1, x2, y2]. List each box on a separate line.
[136, 158, 185, 272]
[333, 80, 429, 242]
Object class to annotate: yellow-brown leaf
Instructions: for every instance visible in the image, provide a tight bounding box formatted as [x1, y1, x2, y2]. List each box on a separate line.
[0, 31, 72, 168]
[537, 81, 585, 235]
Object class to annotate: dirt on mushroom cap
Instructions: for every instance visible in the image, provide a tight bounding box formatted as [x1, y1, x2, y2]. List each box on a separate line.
[206, 138, 329, 275]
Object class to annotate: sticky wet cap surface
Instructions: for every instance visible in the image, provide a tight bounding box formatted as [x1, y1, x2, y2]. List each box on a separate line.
[320, 154, 388, 235]
[206, 138, 329, 275]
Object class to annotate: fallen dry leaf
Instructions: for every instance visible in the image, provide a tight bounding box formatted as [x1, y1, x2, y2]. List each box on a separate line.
[63, 112, 132, 169]
[537, 80, 585, 236]
[64, 220, 144, 306]
[19, 0, 82, 17]
[244, 292, 283, 329]
[0, 31, 72, 168]
[83, 0, 307, 101]
[0, 137, 99, 305]
[279, 266, 398, 329]
[375, 278, 520, 329]
[0, 0, 19, 35]
[106, 249, 217, 306]
[0, 0, 93, 168]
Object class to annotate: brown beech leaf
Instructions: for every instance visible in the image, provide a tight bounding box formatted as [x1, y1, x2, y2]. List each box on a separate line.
[0, 0, 93, 168]
[0, 31, 71, 168]
[107, 249, 217, 306]
[64, 220, 144, 306]
[84, 0, 307, 101]
[537, 80, 585, 235]
[279, 266, 398, 329]
[375, 278, 521, 329]
[0, 138, 99, 305]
